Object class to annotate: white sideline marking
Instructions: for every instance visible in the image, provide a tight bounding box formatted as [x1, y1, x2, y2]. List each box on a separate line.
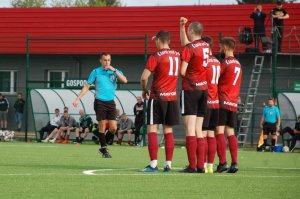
[0, 172, 299, 178]
[254, 167, 300, 170]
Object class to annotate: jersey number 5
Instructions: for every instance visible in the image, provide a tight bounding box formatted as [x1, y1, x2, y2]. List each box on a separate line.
[168, 57, 179, 76]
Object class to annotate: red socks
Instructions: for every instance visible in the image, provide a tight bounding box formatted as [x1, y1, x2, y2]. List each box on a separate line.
[203, 137, 208, 163]
[65, 134, 70, 141]
[186, 136, 197, 169]
[148, 132, 158, 161]
[164, 133, 174, 161]
[197, 138, 205, 169]
[216, 133, 227, 164]
[207, 137, 217, 164]
[227, 135, 238, 164]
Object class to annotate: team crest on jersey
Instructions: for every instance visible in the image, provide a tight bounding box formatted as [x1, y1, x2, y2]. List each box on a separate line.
[110, 74, 116, 82]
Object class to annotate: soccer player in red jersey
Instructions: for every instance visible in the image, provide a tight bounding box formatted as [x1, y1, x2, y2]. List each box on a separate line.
[140, 30, 181, 172]
[179, 17, 209, 173]
[201, 36, 220, 174]
[215, 37, 242, 173]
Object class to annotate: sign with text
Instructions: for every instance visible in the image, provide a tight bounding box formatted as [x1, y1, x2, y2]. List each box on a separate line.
[294, 82, 300, 92]
[65, 79, 87, 88]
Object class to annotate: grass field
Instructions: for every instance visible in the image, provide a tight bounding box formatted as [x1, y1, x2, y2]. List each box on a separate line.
[0, 141, 299, 199]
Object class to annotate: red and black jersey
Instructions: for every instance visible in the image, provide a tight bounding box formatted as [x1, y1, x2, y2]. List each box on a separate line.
[181, 39, 210, 91]
[146, 48, 181, 101]
[218, 56, 242, 112]
[206, 55, 220, 109]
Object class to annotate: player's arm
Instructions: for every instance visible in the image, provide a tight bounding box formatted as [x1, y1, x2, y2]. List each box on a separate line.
[180, 61, 189, 77]
[260, 115, 265, 129]
[73, 83, 91, 108]
[180, 17, 190, 47]
[140, 68, 151, 100]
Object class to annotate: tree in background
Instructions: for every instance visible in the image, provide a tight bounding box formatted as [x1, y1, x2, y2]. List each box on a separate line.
[236, 0, 297, 4]
[51, 0, 121, 7]
[11, 0, 46, 7]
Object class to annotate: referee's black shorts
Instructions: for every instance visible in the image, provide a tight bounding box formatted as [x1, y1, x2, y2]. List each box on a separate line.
[147, 98, 179, 126]
[263, 122, 277, 135]
[94, 99, 116, 121]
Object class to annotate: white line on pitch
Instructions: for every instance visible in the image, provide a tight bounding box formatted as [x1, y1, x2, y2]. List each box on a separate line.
[254, 167, 300, 170]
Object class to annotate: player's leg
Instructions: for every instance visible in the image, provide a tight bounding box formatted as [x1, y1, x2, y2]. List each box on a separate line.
[225, 111, 238, 173]
[195, 90, 207, 173]
[180, 90, 198, 173]
[162, 100, 179, 172]
[162, 125, 174, 172]
[196, 116, 205, 173]
[141, 98, 160, 172]
[202, 130, 208, 172]
[206, 130, 216, 173]
[215, 108, 229, 172]
[225, 126, 238, 173]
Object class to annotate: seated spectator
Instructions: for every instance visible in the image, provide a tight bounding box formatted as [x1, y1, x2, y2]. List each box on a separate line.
[281, 114, 300, 152]
[117, 113, 134, 145]
[49, 110, 77, 144]
[74, 109, 93, 144]
[40, 108, 61, 142]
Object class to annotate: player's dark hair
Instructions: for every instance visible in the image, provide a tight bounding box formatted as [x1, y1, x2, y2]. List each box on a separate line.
[155, 30, 170, 44]
[55, 108, 59, 112]
[202, 36, 213, 48]
[100, 52, 111, 59]
[221, 37, 236, 50]
[188, 21, 203, 35]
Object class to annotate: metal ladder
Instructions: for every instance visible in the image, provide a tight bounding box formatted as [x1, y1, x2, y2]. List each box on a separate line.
[237, 55, 264, 147]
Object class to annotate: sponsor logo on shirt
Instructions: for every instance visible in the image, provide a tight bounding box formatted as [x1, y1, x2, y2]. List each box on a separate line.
[223, 101, 237, 107]
[195, 81, 207, 87]
[208, 100, 219, 104]
[159, 92, 176, 97]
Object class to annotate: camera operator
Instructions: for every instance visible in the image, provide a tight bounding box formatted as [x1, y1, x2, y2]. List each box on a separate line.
[250, 4, 267, 52]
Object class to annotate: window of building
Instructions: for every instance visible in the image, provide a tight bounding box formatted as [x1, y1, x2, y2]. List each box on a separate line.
[47, 70, 69, 88]
[0, 70, 17, 93]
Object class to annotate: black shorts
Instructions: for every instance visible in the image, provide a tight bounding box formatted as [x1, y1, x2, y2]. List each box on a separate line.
[94, 99, 116, 121]
[147, 98, 179, 126]
[263, 122, 277, 135]
[218, 108, 237, 128]
[80, 126, 91, 133]
[180, 90, 207, 117]
[203, 108, 219, 131]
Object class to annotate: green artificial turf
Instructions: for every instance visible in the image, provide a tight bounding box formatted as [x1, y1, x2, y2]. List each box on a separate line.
[0, 142, 299, 199]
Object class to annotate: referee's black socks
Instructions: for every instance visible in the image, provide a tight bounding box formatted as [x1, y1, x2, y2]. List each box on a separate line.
[93, 131, 107, 148]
